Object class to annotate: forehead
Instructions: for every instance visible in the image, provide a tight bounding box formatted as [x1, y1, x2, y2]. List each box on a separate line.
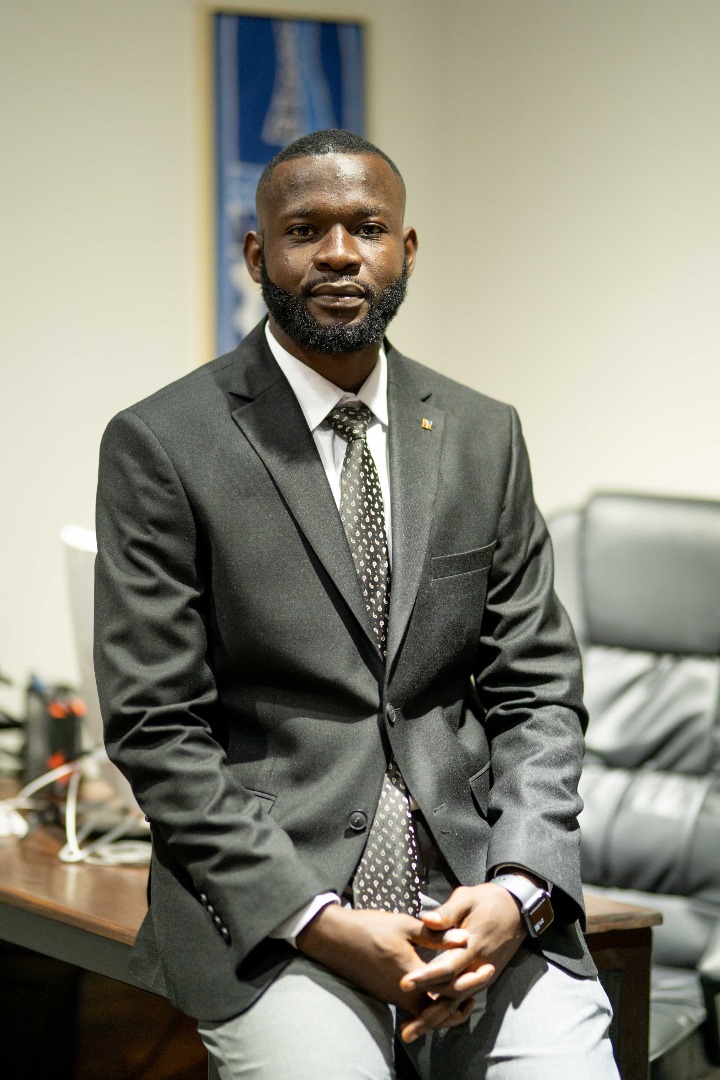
[258, 152, 405, 225]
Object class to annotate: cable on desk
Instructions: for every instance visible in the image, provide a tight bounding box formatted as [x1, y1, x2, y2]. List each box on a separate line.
[0, 751, 150, 864]
[0, 758, 84, 838]
[59, 767, 150, 866]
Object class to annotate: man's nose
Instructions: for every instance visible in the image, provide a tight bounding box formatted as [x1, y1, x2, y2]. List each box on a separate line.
[314, 226, 361, 272]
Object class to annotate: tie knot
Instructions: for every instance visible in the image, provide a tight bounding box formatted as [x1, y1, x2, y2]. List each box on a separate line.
[326, 402, 373, 443]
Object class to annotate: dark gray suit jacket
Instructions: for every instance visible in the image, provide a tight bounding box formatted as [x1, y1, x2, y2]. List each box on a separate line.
[94, 321, 595, 1021]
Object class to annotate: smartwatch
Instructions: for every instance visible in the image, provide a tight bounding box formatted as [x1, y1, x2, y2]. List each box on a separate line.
[492, 873, 554, 938]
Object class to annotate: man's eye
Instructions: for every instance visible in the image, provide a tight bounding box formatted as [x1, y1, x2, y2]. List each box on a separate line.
[357, 224, 384, 237]
[288, 225, 315, 238]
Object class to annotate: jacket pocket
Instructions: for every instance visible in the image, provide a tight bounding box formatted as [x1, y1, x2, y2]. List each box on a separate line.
[431, 542, 496, 580]
[468, 762, 490, 815]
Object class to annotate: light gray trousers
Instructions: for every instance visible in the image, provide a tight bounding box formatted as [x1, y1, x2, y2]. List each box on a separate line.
[198, 946, 620, 1080]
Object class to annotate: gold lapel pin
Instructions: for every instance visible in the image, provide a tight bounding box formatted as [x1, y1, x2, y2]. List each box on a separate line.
[421, 418, 433, 431]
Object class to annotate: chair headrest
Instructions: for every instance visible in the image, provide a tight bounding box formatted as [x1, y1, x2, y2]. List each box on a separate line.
[581, 493, 720, 655]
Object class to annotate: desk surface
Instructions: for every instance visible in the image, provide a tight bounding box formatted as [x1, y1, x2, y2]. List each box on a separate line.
[0, 826, 147, 945]
[0, 825, 662, 947]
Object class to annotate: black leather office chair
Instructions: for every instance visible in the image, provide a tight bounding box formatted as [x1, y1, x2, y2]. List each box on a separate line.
[548, 492, 720, 1080]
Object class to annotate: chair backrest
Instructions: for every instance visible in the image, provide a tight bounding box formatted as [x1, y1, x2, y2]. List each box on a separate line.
[549, 492, 720, 774]
[548, 493, 720, 956]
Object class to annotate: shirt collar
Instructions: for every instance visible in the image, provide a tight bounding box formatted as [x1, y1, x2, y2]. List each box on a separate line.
[265, 322, 388, 433]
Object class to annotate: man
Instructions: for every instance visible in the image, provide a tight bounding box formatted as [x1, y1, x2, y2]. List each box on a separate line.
[94, 130, 618, 1079]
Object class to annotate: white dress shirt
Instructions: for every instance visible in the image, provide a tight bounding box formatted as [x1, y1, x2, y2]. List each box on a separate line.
[264, 323, 392, 944]
[265, 323, 393, 560]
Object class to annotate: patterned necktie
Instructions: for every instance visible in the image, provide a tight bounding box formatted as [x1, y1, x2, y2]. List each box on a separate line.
[326, 402, 421, 917]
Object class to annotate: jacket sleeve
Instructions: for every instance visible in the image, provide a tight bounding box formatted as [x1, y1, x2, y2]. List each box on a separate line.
[476, 407, 588, 924]
[94, 408, 325, 963]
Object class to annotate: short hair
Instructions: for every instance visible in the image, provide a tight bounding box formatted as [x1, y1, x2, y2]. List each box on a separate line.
[256, 129, 404, 205]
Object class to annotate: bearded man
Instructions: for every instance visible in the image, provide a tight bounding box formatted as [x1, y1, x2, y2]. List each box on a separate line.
[94, 129, 619, 1080]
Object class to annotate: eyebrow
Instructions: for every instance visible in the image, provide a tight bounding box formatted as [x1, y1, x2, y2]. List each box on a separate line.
[278, 204, 388, 220]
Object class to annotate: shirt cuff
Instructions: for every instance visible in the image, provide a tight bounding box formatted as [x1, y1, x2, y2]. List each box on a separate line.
[268, 893, 341, 948]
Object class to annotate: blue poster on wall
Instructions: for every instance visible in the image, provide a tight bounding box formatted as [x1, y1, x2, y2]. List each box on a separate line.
[214, 13, 365, 354]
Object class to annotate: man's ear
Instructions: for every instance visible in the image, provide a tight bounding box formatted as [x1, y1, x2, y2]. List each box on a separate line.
[243, 231, 263, 284]
[403, 226, 418, 278]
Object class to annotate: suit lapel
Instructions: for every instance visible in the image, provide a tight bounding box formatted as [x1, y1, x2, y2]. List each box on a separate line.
[386, 349, 445, 671]
[228, 327, 381, 657]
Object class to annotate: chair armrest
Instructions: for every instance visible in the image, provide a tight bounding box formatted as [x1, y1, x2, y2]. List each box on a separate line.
[699, 919, 720, 1064]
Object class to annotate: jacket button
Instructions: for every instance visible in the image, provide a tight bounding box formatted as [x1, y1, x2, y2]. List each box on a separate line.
[386, 704, 396, 725]
[212, 913, 223, 927]
[348, 810, 368, 831]
[220, 927, 231, 943]
[199, 893, 208, 904]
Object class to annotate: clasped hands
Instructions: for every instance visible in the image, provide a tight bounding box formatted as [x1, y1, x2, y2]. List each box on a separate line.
[296, 882, 527, 1044]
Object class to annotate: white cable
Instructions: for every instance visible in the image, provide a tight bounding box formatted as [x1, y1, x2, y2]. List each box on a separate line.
[58, 758, 149, 865]
[59, 767, 83, 859]
[0, 749, 150, 865]
[58, 810, 149, 865]
[11, 758, 85, 803]
[0, 757, 88, 836]
[57, 761, 149, 865]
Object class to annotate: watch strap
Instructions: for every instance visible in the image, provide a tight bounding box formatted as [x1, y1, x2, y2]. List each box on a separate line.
[492, 873, 554, 938]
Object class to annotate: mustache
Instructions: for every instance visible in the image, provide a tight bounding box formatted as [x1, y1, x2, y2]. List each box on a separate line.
[300, 275, 371, 299]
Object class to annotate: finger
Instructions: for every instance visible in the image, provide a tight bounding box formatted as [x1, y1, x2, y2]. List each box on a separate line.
[400, 998, 461, 1041]
[413, 926, 469, 950]
[446, 964, 495, 993]
[438, 996, 477, 1029]
[418, 963, 495, 999]
[419, 908, 455, 931]
[402, 961, 495, 998]
[400, 995, 476, 1043]
[400, 949, 472, 990]
[422, 993, 477, 1025]
[419, 890, 473, 932]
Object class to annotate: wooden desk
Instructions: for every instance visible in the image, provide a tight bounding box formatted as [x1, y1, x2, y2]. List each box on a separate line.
[0, 827, 661, 1080]
[585, 892, 662, 1080]
[0, 825, 147, 986]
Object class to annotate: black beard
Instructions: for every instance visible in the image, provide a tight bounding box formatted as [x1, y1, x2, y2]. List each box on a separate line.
[260, 257, 409, 354]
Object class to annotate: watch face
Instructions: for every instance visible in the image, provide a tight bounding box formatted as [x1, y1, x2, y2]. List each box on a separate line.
[528, 894, 554, 937]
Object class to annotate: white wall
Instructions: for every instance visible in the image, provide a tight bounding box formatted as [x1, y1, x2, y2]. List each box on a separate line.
[441, 0, 720, 511]
[1, 0, 719, 697]
[2, 0, 198, 701]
